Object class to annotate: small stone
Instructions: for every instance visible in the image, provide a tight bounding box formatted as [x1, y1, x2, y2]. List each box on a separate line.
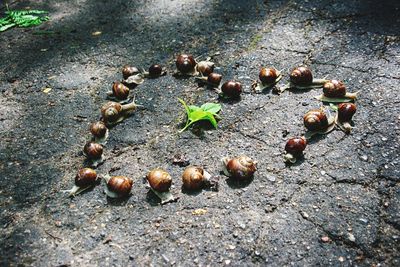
[266, 175, 276, 182]
[320, 170, 326, 175]
[360, 155, 368, 161]
[348, 233, 356, 242]
[338, 256, 345, 262]
[228, 245, 236, 250]
[321, 236, 330, 243]
[225, 260, 231, 265]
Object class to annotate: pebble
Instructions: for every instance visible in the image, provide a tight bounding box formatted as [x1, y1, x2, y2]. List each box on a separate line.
[321, 236, 330, 243]
[348, 233, 356, 242]
[360, 155, 368, 161]
[266, 174, 276, 182]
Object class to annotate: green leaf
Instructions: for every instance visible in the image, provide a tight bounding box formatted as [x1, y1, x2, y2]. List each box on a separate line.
[204, 112, 218, 128]
[200, 103, 221, 115]
[0, 23, 15, 32]
[188, 109, 208, 122]
[188, 105, 201, 113]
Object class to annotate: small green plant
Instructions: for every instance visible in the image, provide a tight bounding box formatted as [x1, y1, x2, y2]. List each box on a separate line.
[0, 6, 49, 32]
[178, 98, 221, 133]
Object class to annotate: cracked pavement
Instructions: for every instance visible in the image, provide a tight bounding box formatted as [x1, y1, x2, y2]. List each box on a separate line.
[0, 0, 399, 266]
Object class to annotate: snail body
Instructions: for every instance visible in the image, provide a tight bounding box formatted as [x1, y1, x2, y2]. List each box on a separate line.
[221, 156, 257, 180]
[221, 81, 242, 99]
[90, 121, 108, 142]
[104, 175, 133, 198]
[303, 109, 329, 132]
[107, 81, 130, 101]
[207, 73, 222, 86]
[253, 67, 282, 92]
[146, 169, 177, 204]
[83, 142, 103, 160]
[315, 80, 358, 103]
[148, 64, 163, 77]
[147, 169, 172, 192]
[280, 66, 328, 92]
[196, 61, 214, 76]
[101, 101, 138, 126]
[176, 54, 196, 75]
[284, 137, 307, 163]
[323, 80, 346, 98]
[303, 108, 336, 139]
[122, 65, 140, 79]
[336, 103, 357, 134]
[182, 166, 211, 190]
[63, 168, 98, 196]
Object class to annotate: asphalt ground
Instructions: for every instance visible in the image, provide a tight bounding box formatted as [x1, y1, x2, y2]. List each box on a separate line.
[0, 0, 399, 266]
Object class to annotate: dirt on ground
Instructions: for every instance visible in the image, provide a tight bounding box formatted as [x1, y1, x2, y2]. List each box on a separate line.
[0, 0, 399, 266]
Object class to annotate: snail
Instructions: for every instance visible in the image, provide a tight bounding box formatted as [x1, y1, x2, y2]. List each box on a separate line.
[195, 72, 222, 88]
[176, 54, 197, 75]
[252, 67, 282, 92]
[221, 80, 242, 99]
[100, 101, 139, 126]
[315, 80, 358, 103]
[104, 175, 133, 198]
[107, 81, 130, 101]
[122, 65, 140, 79]
[280, 66, 328, 92]
[196, 61, 215, 76]
[221, 155, 257, 180]
[63, 168, 98, 196]
[83, 142, 103, 160]
[336, 103, 357, 134]
[284, 137, 307, 163]
[146, 169, 177, 204]
[182, 166, 212, 190]
[303, 108, 335, 139]
[90, 121, 108, 143]
[142, 64, 167, 78]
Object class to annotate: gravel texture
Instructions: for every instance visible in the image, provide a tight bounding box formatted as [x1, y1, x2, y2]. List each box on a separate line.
[0, 0, 399, 266]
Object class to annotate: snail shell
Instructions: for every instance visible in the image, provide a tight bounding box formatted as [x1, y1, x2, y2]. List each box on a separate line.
[176, 54, 196, 74]
[147, 169, 172, 192]
[338, 103, 356, 122]
[303, 109, 329, 132]
[182, 166, 210, 190]
[90, 121, 107, 138]
[122, 65, 140, 79]
[106, 176, 133, 198]
[83, 142, 103, 160]
[148, 64, 163, 77]
[101, 102, 123, 123]
[323, 80, 346, 98]
[259, 67, 278, 84]
[207, 73, 222, 86]
[75, 168, 98, 187]
[112, 82, 130, 100]
[196, 61, 214, 76]
[223, 156, 257, 180]
[290, 66, 313, 85]
[221, 81, 242, 99]
[285, 137, 307, 157]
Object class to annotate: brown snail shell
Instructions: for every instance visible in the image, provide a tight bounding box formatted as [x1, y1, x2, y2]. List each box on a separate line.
[223, 156, 257, 180]
[285, 137, 307, 158]
[106, 176, 133, 198]
[75, 168, 98, 187]
[338, 103, 356, 122]
[112, 82, 130, 100]
[207, 73, 222, 86]
[176, 54, 196, 74]
[196, 61, 214, 76]
[303, 109, 329, 132]
[259, 67, 278, 84]
[147, 169, 172, 192]
[83, 142, 103, 160]
[101, 102, 123, 124]
[182, 166, 210, 190]
[148, 64, 163, 77]
[323, 80, 346, 98]
[221, 81, 242, 99]
[290, 66, 313, 85]
[122, 65, 140, 79]
[90, 121, 107, 139]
